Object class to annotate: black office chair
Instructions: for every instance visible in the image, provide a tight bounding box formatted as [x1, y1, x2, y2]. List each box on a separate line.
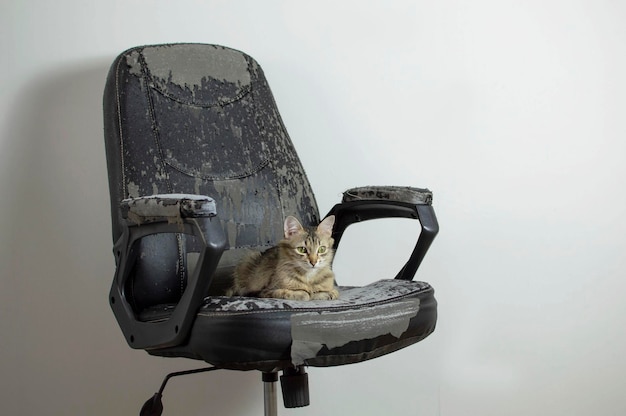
[103, 43, 439, 416]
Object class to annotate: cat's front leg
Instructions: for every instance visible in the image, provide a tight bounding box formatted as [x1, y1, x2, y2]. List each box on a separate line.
[311, 288, 339, 300]
[310, 270, 339, 300]
[261, 288, 311, 301]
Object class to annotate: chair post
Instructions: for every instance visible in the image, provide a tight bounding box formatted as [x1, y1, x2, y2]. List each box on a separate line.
[262, 372, 278, 416]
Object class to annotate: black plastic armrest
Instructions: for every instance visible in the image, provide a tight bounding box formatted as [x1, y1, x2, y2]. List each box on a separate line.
[326, 186, 439, 281]
[110, 194, 227, 350]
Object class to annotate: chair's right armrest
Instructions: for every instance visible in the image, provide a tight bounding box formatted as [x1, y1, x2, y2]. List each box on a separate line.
[326, 186, 439, 281]
[341, 186, 433, 205]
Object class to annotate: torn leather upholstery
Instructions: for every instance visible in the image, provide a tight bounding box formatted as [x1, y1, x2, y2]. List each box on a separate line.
[143, 279, 437, 371]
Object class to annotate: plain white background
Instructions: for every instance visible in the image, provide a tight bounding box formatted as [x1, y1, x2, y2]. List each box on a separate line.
[2, 1, 625, 415]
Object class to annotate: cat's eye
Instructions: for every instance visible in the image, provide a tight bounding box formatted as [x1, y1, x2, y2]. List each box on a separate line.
[317, 246, 327, 254]
[296, 247, 307, 254]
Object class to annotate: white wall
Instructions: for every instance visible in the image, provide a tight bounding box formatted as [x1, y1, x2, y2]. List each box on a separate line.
[2, 1, 625, 415]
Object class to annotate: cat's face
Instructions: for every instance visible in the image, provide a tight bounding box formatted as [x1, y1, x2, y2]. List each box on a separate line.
[283, 216, 335, 269]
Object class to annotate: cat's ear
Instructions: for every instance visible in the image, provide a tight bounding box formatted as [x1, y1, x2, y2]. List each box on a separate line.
[284, 216, 304, 238]
[317, 215, 335, 237]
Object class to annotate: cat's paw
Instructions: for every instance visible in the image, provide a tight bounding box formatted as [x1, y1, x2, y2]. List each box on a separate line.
[265, 289, 311, 300]
[311, 289, 339, 300]
[283, 290, 311, 301]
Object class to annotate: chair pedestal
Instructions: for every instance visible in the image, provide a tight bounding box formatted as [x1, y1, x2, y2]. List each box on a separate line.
[262, 372, 278, 416]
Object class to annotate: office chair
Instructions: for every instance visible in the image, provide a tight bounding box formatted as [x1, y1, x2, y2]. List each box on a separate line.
[103, 43, 439, 415]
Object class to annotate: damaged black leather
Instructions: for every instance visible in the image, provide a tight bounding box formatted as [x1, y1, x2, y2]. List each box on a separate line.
[104, 43, 439, 370]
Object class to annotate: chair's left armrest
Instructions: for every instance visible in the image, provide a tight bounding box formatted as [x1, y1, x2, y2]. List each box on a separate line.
[111, 194, 227, 350]
[326, 186, 439, 281]
[121, 193, 218, 225]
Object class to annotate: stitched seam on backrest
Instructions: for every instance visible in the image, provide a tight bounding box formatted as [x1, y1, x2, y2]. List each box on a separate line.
[247, 63, 286, 223]
[138, 47, 186, 296]
[114, 53, 127, 198]
[163, 158, 270, 180]
[153, 54, 270, 181]
[149, 84, 251, 108]
[137, 49, 173, 194]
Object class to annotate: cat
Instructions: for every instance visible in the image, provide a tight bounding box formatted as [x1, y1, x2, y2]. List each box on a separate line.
[229, 215, 339, 301]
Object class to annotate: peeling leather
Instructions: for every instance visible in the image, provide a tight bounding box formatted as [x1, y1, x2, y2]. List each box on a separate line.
[105, 44, 320, 307]
[109, 44, 319, 250]
[290, 299, 420, 365]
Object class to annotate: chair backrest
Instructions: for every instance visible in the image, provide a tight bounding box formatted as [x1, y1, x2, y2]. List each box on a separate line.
[103, 43, 319, 310]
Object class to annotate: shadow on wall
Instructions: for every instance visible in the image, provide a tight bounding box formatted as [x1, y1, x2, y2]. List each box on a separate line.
[2, 59, 257, 415]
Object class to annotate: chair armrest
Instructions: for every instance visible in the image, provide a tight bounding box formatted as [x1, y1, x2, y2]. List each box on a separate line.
[121, 193, 218, 225]
[110, 194, 227, 350]
[326, 186, 439, 281]
[341, 186, 433, 205]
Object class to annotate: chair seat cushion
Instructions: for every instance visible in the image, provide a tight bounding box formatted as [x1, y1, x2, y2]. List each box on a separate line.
[145, 279, 437, 371]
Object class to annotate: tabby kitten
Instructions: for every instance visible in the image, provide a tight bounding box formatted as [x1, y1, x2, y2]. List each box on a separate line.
[229, 215, 338, 300]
